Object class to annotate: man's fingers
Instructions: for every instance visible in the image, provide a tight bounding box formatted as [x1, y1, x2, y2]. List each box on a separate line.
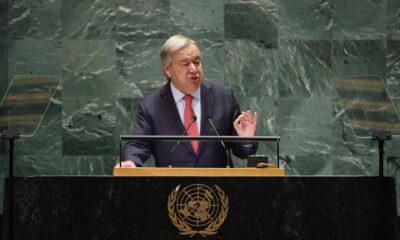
[240, 110, 257, 123]
[253, 112, 258, 124]
[235, 114, 245, 124]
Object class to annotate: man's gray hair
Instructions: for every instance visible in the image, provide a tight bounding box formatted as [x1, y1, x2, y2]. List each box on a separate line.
[160, 35, 200, 67]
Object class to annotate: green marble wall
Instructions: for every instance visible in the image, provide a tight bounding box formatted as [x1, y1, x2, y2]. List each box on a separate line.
[0, 0, 400, 213]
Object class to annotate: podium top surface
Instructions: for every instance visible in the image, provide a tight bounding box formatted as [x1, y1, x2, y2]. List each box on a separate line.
[113, 167, 285, 176]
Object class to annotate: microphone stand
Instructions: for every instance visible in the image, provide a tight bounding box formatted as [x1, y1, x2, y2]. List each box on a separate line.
[208, 119, 231, 168]
[372, 130, 392, 177]
[169, 116, 197, 168]
[169, 141, 181, 168]
[0, 129, 20, 240]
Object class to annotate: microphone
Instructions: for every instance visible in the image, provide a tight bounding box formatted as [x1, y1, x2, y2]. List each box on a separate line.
[169, 115, 197, 167]
[208, 118, 231, 168]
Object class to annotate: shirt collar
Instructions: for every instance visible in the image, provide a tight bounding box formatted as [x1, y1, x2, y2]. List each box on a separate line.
[170, 81, 201, 103]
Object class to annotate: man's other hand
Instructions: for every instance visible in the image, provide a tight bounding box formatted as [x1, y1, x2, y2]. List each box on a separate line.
[233, 110, 258, 137]
[114, 160, 137, 168]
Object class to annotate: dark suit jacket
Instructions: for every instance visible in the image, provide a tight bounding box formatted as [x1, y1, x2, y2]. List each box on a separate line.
[123, 80, 256, 167]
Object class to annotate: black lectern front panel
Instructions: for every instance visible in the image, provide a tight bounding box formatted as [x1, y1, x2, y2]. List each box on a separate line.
[2, 176, 397, 240]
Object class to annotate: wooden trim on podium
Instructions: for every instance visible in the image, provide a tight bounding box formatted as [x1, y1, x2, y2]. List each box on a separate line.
[113, 167, 285, 176]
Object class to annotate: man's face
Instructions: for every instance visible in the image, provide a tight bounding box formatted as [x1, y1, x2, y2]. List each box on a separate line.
[164, 43, 204, 94]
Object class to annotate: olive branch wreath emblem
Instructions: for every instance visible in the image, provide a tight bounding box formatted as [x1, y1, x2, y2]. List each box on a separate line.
[167, 184, 229, 237]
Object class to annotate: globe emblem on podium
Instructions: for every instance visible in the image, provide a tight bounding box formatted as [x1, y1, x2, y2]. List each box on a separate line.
[168, 184, 229, 237]
[176, 184, 219, 227]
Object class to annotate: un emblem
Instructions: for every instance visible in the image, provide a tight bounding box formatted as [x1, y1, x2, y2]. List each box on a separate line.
[167, 184, 229, 237]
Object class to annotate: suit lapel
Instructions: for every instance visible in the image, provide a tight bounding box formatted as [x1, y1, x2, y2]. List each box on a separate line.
[159, 81, 184, 134]
[198, 81, 214, 154]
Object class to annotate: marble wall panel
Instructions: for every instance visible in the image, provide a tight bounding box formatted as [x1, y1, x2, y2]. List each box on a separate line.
[332, 40, 386, 77]
[387, 0, 400, 40]
[286, 154, 333, 175]
[225, 0, 278, 40]
[0, 40, 8, 101]
[13, 155, 115, 176]
[8, 39, 62, 77]
[277, 40, 333, 97]
[387, 41, 400, 98]
[116, 0, 170, 40]
[332, 154, 379, 176]
[279, 0, 333, 40]
[170, 0, 223, 39]
[7, 0, 61, 40]
[0, 40, 7, 163]
[0, 0, 8, 39]
[332, 0, 386, 40]
[276, 98, 333, 157]
[116, 38, 166, 97]
[198, 39, 225, 84]
[62, 40, 118, 98]
[61, 0, 115, 40]
[115, 97, 140, 139]
[224, 39, 278, 99]
[62, 97, 117, 155]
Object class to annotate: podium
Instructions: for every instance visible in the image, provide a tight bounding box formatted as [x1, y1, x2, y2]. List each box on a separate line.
[2, 173, 397, 240]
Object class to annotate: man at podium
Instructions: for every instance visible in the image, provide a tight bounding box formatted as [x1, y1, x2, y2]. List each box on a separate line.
[119, 35, 258, 168]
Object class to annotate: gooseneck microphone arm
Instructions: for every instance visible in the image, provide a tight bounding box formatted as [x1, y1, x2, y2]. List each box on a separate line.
[169, 115, 197, 168]
[208, 118, 231, 168]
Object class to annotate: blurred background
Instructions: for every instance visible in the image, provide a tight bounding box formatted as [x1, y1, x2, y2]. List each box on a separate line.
[0, 0, 400, 214]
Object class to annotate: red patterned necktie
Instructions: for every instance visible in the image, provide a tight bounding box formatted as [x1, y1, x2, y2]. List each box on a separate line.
[183, 95, 199, 153]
